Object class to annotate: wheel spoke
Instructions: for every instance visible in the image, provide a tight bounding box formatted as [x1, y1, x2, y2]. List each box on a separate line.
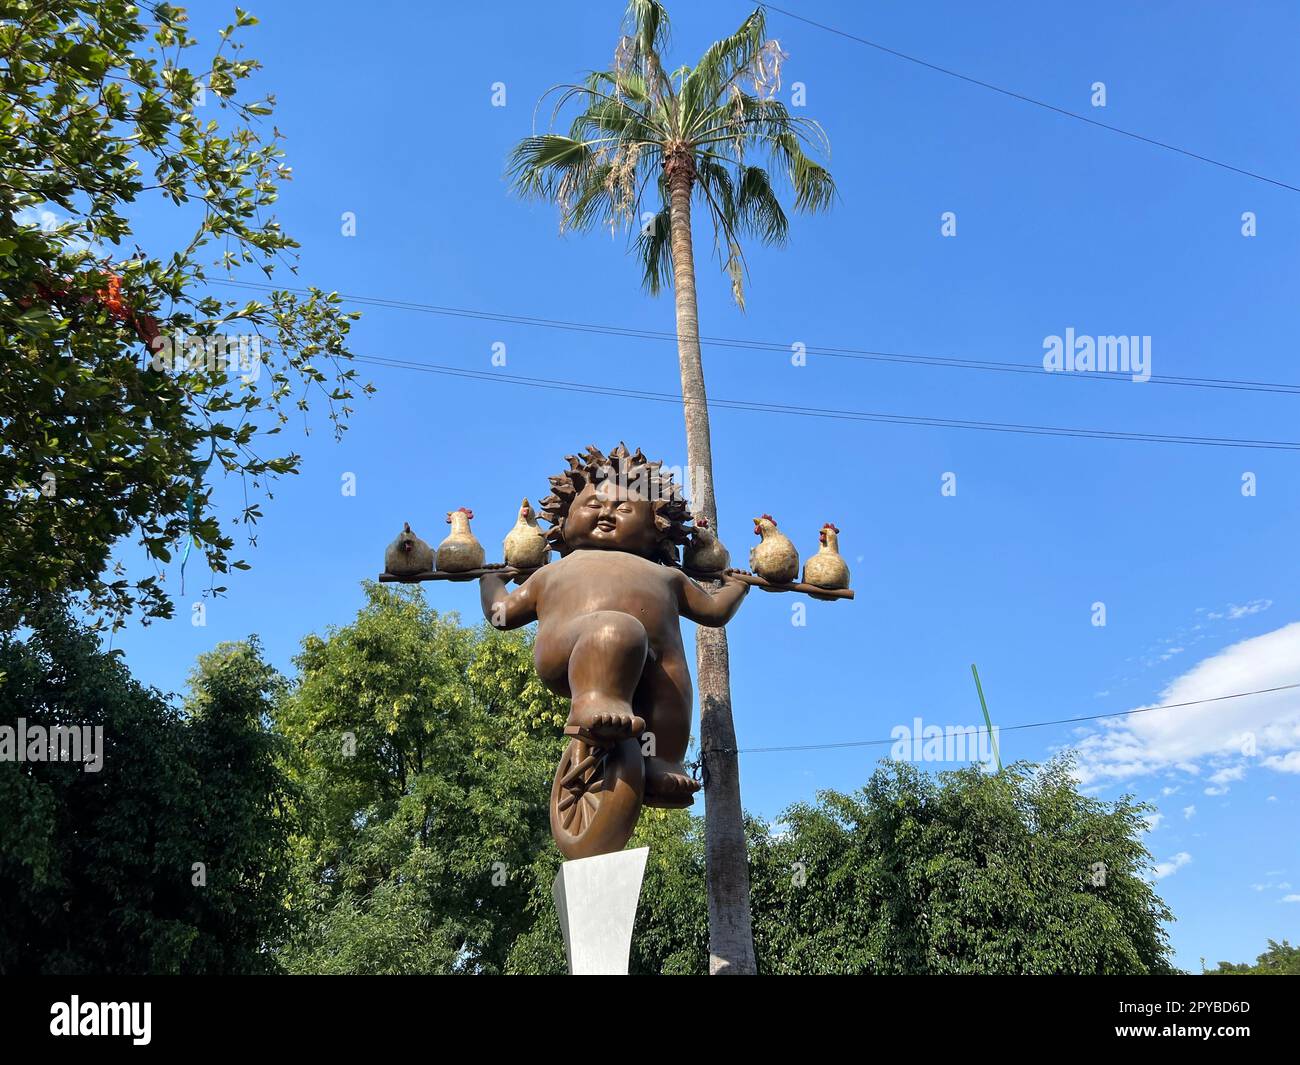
[554, 741, 624, 843]
[580, 752, 607, 789]
[561, 752, 599, 789]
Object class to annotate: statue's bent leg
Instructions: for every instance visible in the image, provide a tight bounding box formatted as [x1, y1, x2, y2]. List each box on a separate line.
[636, 657, 700, 808]
[564, 611, 648, 743]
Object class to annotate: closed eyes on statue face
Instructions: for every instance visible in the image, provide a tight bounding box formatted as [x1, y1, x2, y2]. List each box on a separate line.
[563, 481, 660, 556]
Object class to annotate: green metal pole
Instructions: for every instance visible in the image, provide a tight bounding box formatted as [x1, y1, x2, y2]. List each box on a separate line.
[970, 663, 1003, 773]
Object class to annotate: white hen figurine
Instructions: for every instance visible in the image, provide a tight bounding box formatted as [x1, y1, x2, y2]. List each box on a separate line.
[803, 522, 850, 590]
[437, 507, 485, 572]
[748, 514, 799, 584]
[502, 497, 549, 570]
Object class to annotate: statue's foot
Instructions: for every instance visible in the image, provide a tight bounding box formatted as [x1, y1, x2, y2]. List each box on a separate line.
[565, 693, 645, 745]
[643, 757, 701, 808]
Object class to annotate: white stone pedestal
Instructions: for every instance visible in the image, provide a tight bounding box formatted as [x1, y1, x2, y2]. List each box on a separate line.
[552, 847, 649, 975]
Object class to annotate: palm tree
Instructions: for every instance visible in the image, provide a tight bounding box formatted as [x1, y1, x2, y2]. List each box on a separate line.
[508, 1, 834, 974]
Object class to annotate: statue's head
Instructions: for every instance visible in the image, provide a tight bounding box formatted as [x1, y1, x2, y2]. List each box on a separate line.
[539, 443, 691, 563]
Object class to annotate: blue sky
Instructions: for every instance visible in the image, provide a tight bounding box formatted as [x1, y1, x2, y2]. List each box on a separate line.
[100, 1, 1300, 972]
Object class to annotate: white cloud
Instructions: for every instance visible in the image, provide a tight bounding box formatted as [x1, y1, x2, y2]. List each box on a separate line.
[1145, 812, 1165, 833]
[1204, 785, 1229, 796]
[1263, 751, 1300, 774]
[1206, 600, 1272, 621]
[1283, 895, 1300, 904]
[1134, 601, 1274, 670]
[1153, 852, 1192, 880]
[1073, 622, 1300, 788]
[1183, 804, 1196, 820]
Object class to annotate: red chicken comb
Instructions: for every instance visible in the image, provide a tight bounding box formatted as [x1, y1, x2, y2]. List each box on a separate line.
[823, 522, 840, 533]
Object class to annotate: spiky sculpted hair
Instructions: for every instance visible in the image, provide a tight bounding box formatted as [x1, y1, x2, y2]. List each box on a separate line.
[539, 443, 692, 563]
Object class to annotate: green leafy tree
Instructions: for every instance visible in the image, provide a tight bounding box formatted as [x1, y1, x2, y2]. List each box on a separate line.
[0, 1, 368, 629]
[508, 0, 834, 975]
[509, 760, 1175, 975]
[748, 759, 1177, 974]
[0, 607, 294, 974]
[275, 583, 569, 975]
[1208, 939, 1300, 975]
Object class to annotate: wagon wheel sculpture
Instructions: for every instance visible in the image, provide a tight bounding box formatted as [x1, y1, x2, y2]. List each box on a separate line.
[549, 735, 645, 860]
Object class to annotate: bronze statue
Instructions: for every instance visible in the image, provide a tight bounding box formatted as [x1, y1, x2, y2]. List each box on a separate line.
[378, 442, 852, 860]
[478, 444, 750, 858]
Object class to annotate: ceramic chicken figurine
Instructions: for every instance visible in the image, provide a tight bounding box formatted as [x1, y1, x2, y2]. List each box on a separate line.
[683, 515, 729, 574]
[749, 514, 799, 584]
[437, 507, 485, 572]
[384, 522, 434, 576]
[803, 522, 850, 590]
[502, 497, 549, 571]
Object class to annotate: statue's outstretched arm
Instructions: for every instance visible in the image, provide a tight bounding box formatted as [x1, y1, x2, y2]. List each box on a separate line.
[676, 569, 749, 628]
[480, 572, 538, 629]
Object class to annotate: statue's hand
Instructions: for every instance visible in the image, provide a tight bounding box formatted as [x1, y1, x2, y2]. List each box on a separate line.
[721, 568, 753, 595]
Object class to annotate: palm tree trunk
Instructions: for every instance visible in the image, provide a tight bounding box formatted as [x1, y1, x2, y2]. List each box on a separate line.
[665, 151, 757, 975]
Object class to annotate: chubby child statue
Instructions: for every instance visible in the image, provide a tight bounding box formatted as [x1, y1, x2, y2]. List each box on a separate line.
[478, 444, 749, 854]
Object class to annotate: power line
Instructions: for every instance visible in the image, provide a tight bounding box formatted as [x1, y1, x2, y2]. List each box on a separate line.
[348, 351, 1300, 450]
[758, 2, 1300, 195]
[716, 682, 1300, 756]
[210, 278, 1300, 397]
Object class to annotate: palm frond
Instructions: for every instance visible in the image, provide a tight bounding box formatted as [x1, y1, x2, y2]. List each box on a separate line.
[679, 9, 766, 132]
[622, 0, 671, 64]
[694, 94, 830, 157]
[620, 0, 673, 103]
[694, 161, 752, 309]
[774, 132, 836, 212]
[507, 134, 626, 234]
[566, 163, 616, 232]
[689, 91, 836, 216]
[634, 195, 674, 295]
[569, 95, 657, 146]
[695, 156, 737, 221]
[586, 69, 651, 108]
[725, 239, 745, 312]
[507, 135, 594, 199]
[735, 165, 789, 244]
